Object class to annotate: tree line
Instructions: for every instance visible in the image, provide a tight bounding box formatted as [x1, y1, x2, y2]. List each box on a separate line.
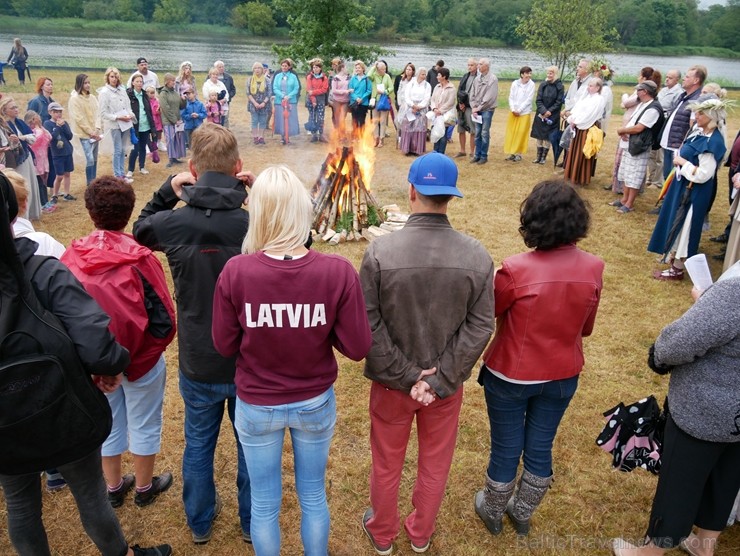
[2, 0, 738, 53]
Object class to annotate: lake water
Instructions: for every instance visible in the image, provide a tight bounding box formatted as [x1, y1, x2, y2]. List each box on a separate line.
[2, 31, 740, 83]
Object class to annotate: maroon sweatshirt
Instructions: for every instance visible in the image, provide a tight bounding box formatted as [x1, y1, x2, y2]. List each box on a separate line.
[212, 250, 372, 405]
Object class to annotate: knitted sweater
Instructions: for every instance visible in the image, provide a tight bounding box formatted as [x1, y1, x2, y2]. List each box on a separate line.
[654, 277, 740, 443]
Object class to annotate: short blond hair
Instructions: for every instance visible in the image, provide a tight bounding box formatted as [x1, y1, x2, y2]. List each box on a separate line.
[242, 166, 313, 255]
[4, 169, 28, 208]
[546, 66, 559, 78]
[104, 67, 121, 86]
[190, 122, 240, 175]
[354, 61, 366, 72]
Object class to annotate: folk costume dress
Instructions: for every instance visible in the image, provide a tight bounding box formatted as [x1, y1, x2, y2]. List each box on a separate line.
[648, 127, 727, 260]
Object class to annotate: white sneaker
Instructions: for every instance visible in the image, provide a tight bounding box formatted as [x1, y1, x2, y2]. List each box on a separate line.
[125, 171, 134, 179]
[124, 177, 134, 185]
[140, 168, 150, 175]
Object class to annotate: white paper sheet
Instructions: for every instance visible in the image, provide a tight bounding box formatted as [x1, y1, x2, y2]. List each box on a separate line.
[684, 253, 713, 290]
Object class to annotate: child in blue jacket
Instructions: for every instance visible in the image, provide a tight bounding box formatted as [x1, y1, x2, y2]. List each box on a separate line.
[43, 102, 75, 203]
[180, 89, 207, 148]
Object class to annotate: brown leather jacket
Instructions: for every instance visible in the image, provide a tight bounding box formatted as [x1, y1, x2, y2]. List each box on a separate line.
[359, 213, 494, 398]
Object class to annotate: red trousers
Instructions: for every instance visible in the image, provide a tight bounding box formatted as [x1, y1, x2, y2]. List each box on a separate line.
[365, 381, 463, 546]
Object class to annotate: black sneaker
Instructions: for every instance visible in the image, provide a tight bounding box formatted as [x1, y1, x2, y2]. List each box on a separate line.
[50, 195, 58, 205]
[108, 474, 135, 508]
[130, 544, 172, 556]
[62, 193, 77, 201]
[134, 472, 173, 507]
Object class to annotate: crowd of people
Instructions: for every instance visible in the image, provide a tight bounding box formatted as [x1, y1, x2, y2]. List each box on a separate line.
[1, 47, 739, 556]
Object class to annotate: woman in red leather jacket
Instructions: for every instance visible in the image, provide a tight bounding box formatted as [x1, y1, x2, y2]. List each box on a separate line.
[474, 179, 604, 537]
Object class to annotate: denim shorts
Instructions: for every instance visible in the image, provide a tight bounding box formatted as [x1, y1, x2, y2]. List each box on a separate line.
[102, 356, 166, 457]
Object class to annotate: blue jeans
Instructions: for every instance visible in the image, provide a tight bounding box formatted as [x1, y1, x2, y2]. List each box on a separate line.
[235, 387, 336, 556]
[433, 132, 448, 154]
[110, 128, 125, 178]
[179, 370, 251, 537]
[128, 130, 150, 172]
[0, 449, 128, 556]
[79, 137, 99, 185]
[474, 109, 494, 160]
[483, 370, 579, 482]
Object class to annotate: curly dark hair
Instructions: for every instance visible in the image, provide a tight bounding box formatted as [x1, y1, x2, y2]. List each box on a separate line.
[519, 180, 590, 250]
[84, 176, 135, 231]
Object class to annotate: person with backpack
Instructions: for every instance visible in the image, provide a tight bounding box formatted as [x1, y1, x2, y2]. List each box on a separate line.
[0, 172, 172, 556]
[61, 176, 177, 510]
[611, 81, 665, 214]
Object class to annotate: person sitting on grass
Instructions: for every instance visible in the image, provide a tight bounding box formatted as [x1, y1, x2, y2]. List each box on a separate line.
[43, 102, 75, 203]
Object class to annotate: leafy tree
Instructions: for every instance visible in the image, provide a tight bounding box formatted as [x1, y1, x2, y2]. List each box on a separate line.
[232, 2, 276, 35]
[708, 0, 740, 51]
[152, 0, 190, 24]
[113, 0, 145, 21]
[83, 0, 109, 19]
[273, 0, 384, 67]
[516, 0, 618, 78]
[11, 0, 54, 17]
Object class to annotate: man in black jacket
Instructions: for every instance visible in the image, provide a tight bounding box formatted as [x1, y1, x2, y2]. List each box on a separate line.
[133, 123, 253, 545]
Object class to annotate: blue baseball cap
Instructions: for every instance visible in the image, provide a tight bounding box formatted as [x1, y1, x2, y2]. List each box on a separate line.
[407, 152, 462, 198]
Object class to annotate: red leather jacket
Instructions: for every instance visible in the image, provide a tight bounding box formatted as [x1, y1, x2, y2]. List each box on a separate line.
[61, 230, 176, 381]
[482, 244, 604, 381]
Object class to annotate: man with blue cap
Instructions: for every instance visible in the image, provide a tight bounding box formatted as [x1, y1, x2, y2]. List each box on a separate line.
[359, 152, 495, 554]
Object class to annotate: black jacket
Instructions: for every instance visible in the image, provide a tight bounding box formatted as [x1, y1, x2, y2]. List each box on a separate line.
[127, 87, 155, 135]
[220, 72, 237, 101]
[133, 172, 249, 383]
[16, 237, 130, 375]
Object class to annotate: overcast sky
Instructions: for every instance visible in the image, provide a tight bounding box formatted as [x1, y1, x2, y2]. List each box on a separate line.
[699, 0, 727, 7]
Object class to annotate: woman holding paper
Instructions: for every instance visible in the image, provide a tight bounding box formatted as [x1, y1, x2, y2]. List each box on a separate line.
[97, 67, 135, 183]
[611, 278, 740, 556]
[648, 96, 728, 281]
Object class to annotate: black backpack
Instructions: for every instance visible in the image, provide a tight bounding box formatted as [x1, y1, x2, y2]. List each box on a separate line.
[0, 182, 112, 474]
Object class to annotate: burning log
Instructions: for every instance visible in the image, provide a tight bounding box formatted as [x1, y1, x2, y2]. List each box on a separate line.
[312, 146, 386, 242]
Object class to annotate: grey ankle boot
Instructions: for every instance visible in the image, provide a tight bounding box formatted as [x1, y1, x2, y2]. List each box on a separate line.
[474, 475, 515, 535]
[506, 470, 553, 536]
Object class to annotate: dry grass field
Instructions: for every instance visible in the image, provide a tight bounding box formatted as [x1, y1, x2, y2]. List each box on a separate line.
[1, 71, 739, 555]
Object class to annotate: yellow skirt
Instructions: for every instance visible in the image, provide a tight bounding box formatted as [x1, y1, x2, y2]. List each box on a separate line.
[503, 112, 532, 155]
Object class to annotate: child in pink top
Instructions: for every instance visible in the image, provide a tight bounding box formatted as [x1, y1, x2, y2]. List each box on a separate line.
[205, 91, 223, 125]
[146, 86, 163, 141]
[24, 111, 51, 183]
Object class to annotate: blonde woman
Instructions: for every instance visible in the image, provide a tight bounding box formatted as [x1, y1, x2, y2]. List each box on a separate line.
[175, 61, 196, 98]
[247, 62, 271, 145]
[97, 67, 135, 183]
[212, 166, 371, 554]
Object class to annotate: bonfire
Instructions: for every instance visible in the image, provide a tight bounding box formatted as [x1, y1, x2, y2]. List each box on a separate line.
[311, 127, 407, 244]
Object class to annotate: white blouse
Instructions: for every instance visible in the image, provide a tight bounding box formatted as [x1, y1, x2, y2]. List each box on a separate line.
[405, 79, 432, 110]
[508, 79, 535, 115]
[568, 93, 606, 130]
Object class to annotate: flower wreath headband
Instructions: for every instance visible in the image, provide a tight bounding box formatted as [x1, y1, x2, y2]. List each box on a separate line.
[688, 97, 734, 124]
[589, 58, 614, 81]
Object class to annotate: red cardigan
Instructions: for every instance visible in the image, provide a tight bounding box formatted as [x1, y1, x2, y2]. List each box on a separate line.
[482, 245, 604, 381]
